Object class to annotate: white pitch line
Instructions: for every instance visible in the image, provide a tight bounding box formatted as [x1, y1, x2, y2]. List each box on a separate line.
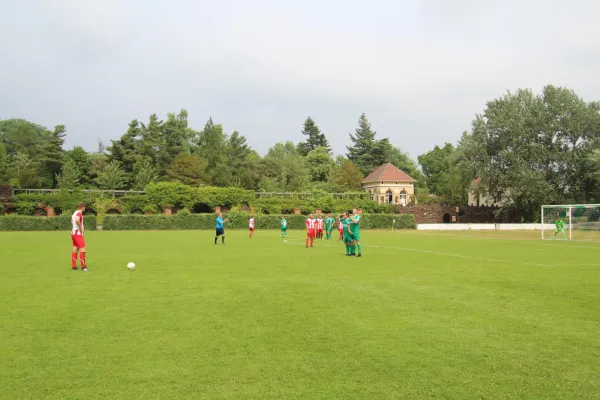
[281, 239, 594, 267]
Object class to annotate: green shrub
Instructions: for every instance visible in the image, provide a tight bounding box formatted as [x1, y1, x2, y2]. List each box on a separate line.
[0, 202, 4, 214]
[119, 195, 150, 213]
[0, 215, 97, 231]
[102, 213, 415, 230]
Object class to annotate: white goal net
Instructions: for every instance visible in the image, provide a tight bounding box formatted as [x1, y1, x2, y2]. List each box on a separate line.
[542, 204, 600, 241]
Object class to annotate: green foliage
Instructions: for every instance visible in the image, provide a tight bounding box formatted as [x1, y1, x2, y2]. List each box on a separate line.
[305, 146, 335, 182]
[119, 195, 151, 214]
[297, 117, 331, 156]
[0, 214, 97, 231]
[95, 160, 128, 189]
[132, 157, 157, 190]
[0, 142, 10, 185]
[12, 152, 40, 188]
[145, 181, 195, 209]
[459, 85, 600, 221]
[165, 153, 205, 186]
[56, 159, 81, 189]
[0, 202, 4, 214]
[328, 158, 364, 192]
[94, 197, 120, 225]
[102, 213, 411, 230]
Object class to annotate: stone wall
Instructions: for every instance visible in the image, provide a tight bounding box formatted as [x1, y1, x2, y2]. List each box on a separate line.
[396, 204, 499, 224]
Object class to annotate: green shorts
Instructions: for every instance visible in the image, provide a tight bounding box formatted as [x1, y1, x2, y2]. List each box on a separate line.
[351, 231, 360, 241]
[281, 227, 287, 231]
[344, 233, 354, 243]
[555, 228, 564, 233]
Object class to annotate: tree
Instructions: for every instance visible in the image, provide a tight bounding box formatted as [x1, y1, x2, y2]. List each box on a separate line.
[108, 120, 141, 177]
[418, 143, 456, 195]
[195, 118, 227, 185]
[65, 146, 91, 186]
[458, 85, 600, 221]
[260, 142, 310, 192]
[305, 146, 335, 182]
[165, 153, 206, 186]
[328, 157, 363, 192]
[95, 160, 128, 190]
[0, 119, 47, 157]
[298, 117, 331, 156]
[225, 131, 258, 189]
[132, 157, 158, 190]
[56, 159, 81, 189]
[12, 152, 40, 188]
[0, 142, 10, 185]
[38, 125, 66, 187]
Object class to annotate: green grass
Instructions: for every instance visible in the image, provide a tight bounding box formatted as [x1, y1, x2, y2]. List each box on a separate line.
[1, 229, 599, 399]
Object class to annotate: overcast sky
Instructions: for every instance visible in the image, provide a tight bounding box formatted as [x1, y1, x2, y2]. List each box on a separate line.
[1, 0, 599, 159]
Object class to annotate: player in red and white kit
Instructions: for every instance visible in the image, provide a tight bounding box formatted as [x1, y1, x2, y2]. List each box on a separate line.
[337, 216, 344, 241]
[305, 213, 316, 248]
[248, 215, 255, 238]
[316, 215, 324, 239]
[71, 202, 87, 271]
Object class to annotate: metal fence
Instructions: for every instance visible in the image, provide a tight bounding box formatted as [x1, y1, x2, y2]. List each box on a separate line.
[8, 189, 370, 200]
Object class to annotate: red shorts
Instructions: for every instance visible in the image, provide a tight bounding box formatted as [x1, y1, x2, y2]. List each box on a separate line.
[318, 229, 323, 233]
[307, 229, 315, 238]
[249, 227, 254, 231]
[71, 234, 85, 248]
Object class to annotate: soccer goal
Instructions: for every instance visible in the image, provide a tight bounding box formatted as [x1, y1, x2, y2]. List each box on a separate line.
[541, 204, 600, 241]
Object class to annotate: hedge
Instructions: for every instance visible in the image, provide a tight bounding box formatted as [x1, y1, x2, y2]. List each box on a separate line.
[102, 213, 416, 230]
[0, 215, 97, 231]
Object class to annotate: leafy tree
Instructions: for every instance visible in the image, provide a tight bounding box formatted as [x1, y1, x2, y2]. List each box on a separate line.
[225, 131, 258, 189]
[165, 153, 206, 186]
[95, 160, 128, 190]
[305, 146, 335, 182]
[458, 85, 600, 221]
[0, 119, 47, 157]
[12, 152, 40, 188]
[0, 142, 10, 185]
[89, 153, 108, 186]
[65, 146, 91, 186]
[195, 118, 227, 185]
[133, 157, 158, 190]
[298, 117, 331, 156]
[56, 159, 81, 189]
[108, 120, 141, 177]
[418, 143, 456, 195]
[260, 142, 309, 192]
[38, 125, 67, 187]
[328, 157, 363, 192]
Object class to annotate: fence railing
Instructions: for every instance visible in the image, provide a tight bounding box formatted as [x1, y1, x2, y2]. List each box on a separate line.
[6, 189, 371, 200]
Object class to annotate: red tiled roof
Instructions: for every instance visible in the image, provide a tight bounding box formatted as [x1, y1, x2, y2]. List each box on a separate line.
[361, 163, 416, 183]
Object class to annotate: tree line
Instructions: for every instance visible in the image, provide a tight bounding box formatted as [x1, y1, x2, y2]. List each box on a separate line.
[1, 85, 599, 221]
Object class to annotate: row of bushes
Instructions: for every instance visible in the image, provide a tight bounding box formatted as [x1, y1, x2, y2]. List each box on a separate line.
[9, 183, 395, 216]
[0, 213, 415, 231]
[0, 215, 97, 231]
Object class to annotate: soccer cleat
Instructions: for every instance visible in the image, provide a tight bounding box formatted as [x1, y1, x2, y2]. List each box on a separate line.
[82, 268, 88, 272]
[72, 267, 78, 270]
[357, 254, 362, 257]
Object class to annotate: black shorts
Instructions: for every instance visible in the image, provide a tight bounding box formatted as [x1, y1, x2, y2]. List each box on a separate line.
[216, 228, 225, 236]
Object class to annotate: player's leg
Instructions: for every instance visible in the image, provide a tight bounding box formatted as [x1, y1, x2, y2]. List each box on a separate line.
[355, 235, 361, 256]
[72, 245, 78, 270]
[305, 232, 309, 247]
[79, 247, 87, 269]
[553, 230, 558, 240]
[222, 231, 225, 244]
[561, 228, 566, 239]
[215, 229, 219, 244]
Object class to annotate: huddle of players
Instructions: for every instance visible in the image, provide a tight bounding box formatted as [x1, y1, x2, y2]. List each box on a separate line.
[280, 211, 361, 256]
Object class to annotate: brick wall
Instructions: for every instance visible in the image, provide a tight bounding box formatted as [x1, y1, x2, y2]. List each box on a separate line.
[396, 204, 499, 224]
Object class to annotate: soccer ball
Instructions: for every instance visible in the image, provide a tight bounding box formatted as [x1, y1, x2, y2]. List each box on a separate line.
[127, 262, 136, 270]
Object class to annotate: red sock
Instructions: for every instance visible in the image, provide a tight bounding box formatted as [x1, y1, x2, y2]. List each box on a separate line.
[71, 252, 77, 268]
[80, 252, 86, 268]
[305, 238, 309, 247]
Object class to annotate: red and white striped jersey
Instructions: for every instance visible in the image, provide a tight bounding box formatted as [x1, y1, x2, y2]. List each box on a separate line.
[306, 218, 316, 230]
[71, 210, 84, 236]
[249, 218, 255, 228]
[317, 218, 324, 229]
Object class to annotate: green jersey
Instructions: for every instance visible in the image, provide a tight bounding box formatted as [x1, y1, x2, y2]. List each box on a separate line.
[350, 215, 360, 233]
[325, 217, 334, 229]
[281, 219, 287, 229]
[342, 218, 350, 230]
[555, 220, 564, 230]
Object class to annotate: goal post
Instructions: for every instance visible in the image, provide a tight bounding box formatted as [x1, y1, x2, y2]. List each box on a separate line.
[541, 204, 600, 241]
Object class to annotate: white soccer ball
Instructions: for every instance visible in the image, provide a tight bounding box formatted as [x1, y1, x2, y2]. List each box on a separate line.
[127, 262, 136, 270]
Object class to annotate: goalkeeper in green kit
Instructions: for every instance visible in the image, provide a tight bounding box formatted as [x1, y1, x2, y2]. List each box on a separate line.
[554, 217, 566, 240]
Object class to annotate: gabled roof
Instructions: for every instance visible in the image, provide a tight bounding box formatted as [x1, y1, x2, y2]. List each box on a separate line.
[361, 163, 416, 183]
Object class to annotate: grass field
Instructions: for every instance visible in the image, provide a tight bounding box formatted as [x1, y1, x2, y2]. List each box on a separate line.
[1, 229, 599, 399]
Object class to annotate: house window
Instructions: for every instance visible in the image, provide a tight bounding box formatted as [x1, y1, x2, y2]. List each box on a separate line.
[385, 189, 393, 204]
[400, 190, 407, 205]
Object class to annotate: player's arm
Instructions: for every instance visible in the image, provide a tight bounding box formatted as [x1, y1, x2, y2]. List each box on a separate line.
[76, 214, 84, 234]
